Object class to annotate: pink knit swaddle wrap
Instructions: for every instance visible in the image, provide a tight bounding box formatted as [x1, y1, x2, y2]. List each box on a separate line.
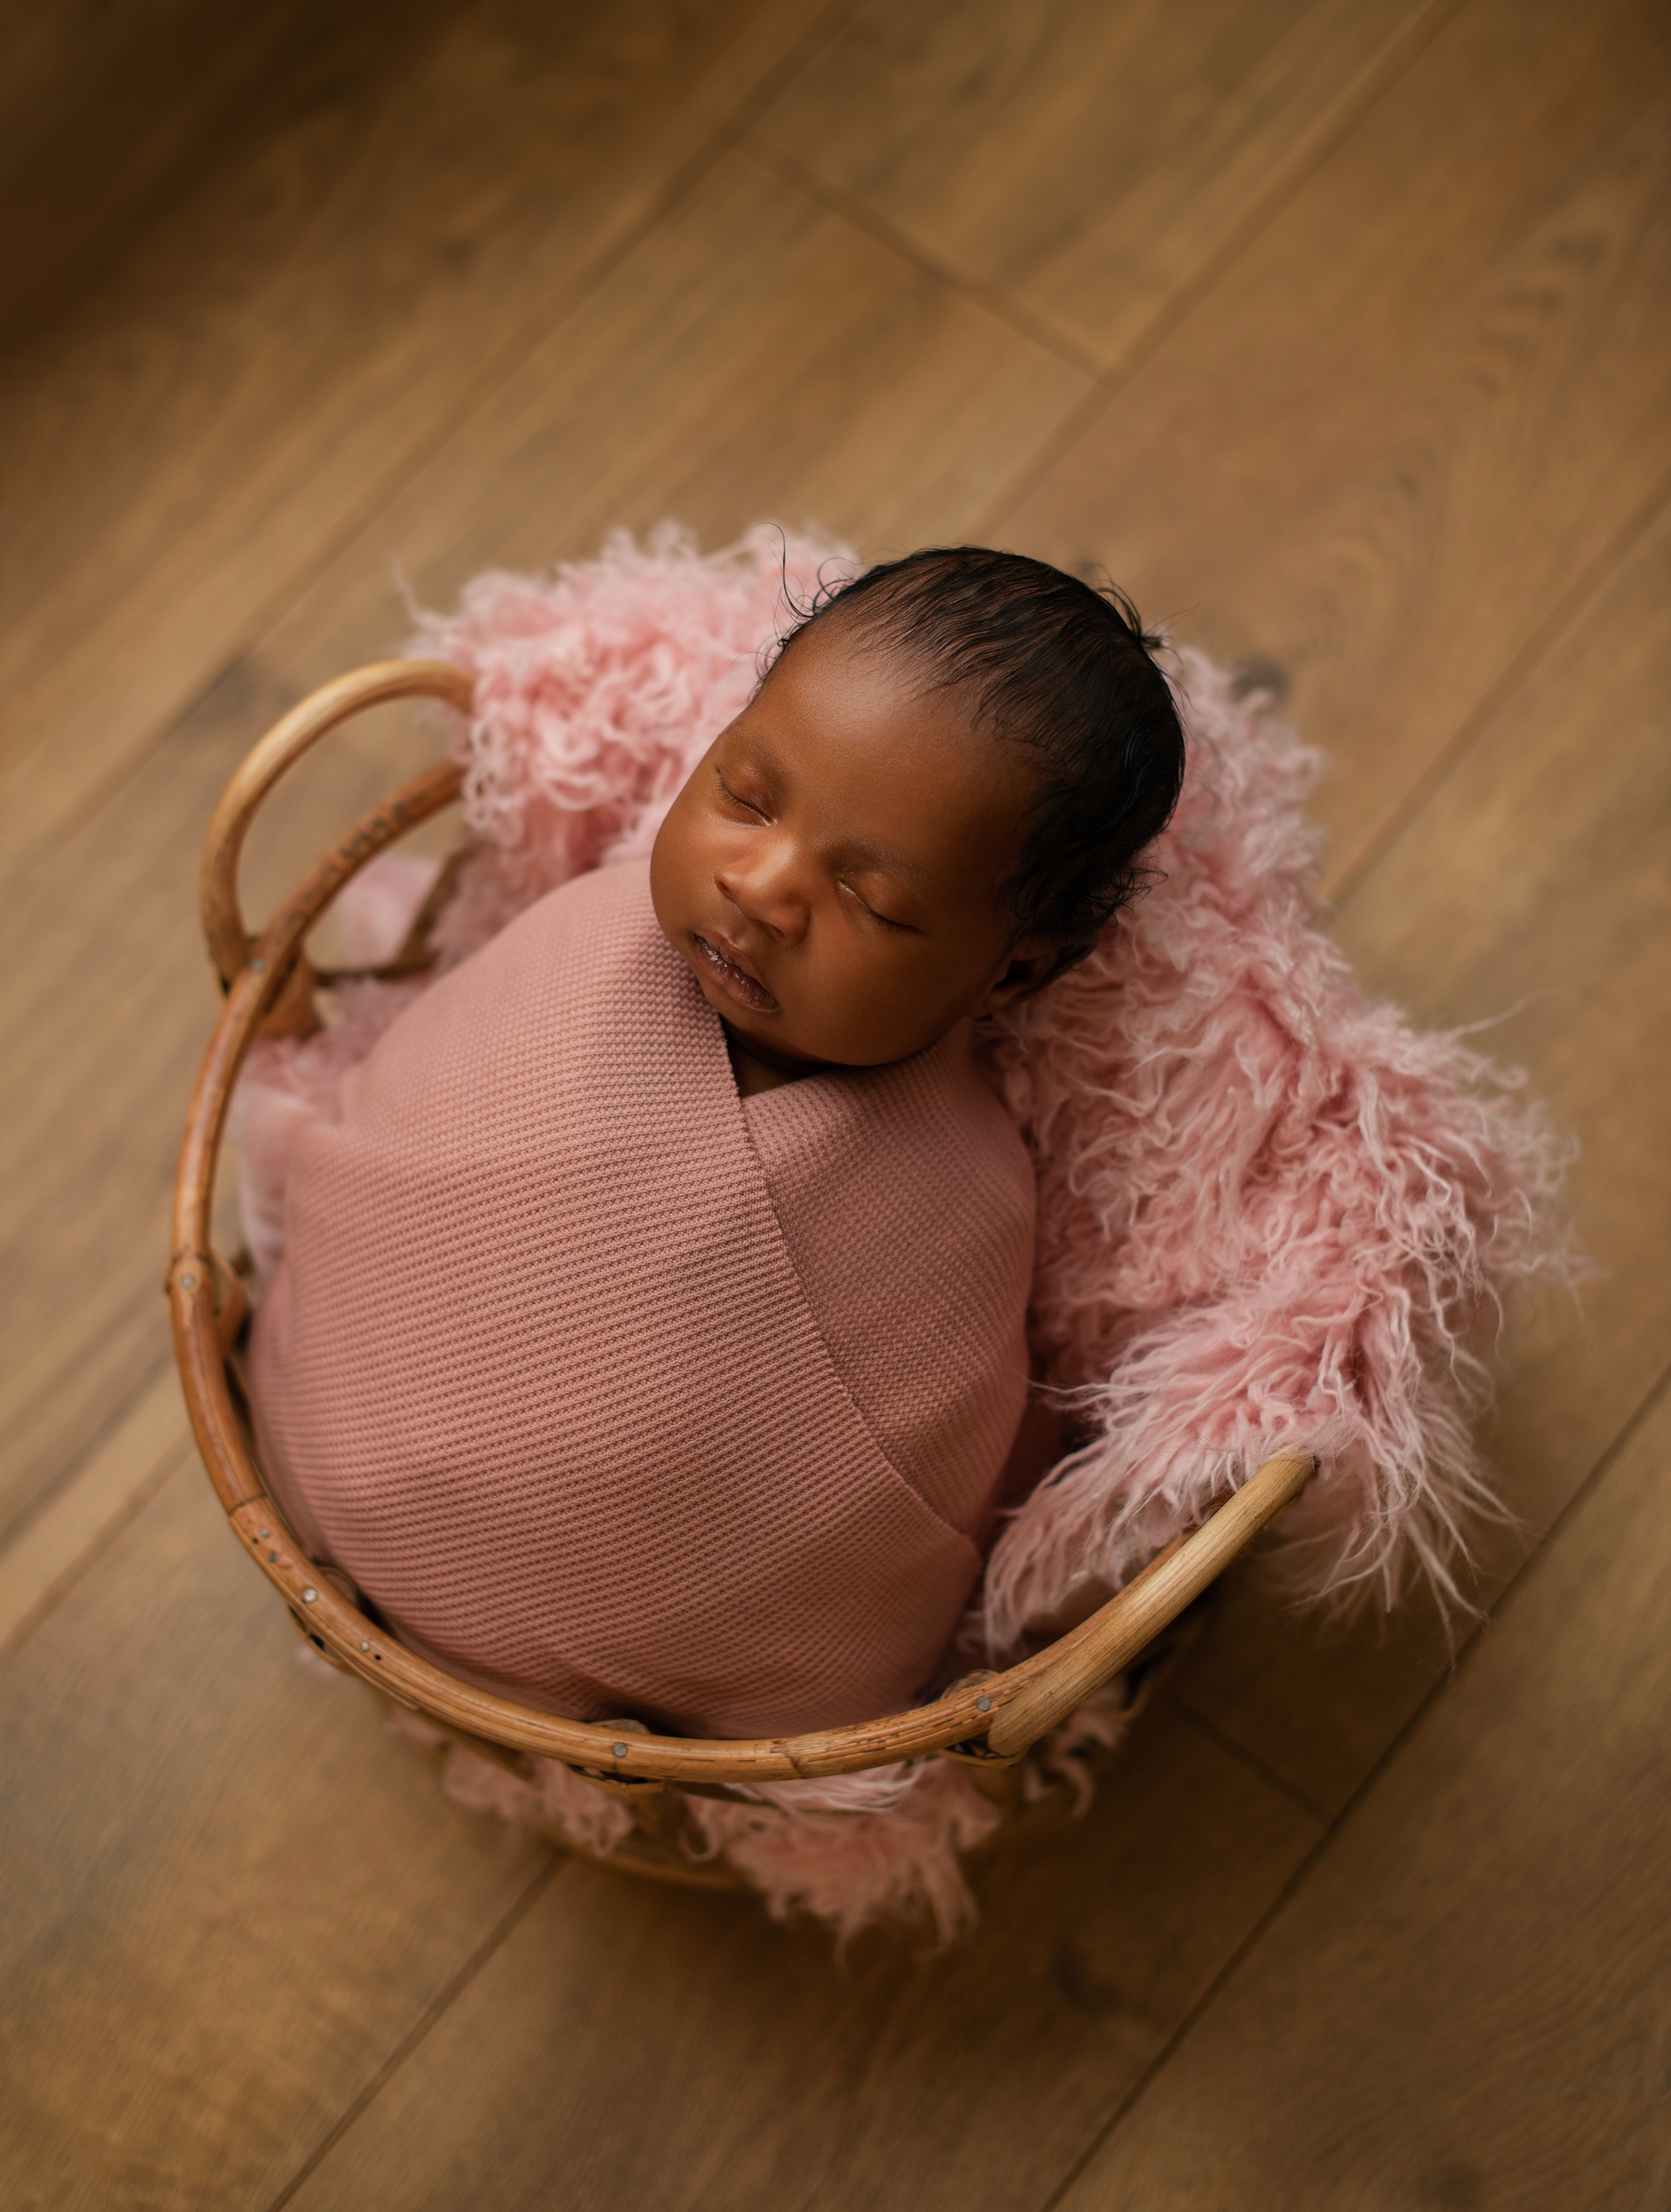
[249, 859, 1034, 1737]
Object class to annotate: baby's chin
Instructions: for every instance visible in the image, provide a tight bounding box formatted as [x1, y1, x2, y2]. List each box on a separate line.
[692, 977, 854, 1078]
[730, 1000, 962, 1078]
[715, 1001, 834, 1080]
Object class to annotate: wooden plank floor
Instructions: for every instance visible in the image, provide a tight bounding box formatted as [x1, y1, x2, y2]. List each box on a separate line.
[2, 4, 1665, 2204]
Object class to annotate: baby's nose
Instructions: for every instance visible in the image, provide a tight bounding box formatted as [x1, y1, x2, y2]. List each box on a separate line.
[717, 844, 810, 939]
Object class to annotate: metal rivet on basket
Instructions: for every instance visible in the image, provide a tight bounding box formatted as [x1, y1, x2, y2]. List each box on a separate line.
[360, 1641, 371, 1653]
[976, 1695, 992, 1713]
[179, 1272, 196, 1290]
[301, 1586, 317, 1603]
[250, 957, 266, 974]
[612, 1742, 629, 1758]
[267, 1551, 278, 1562]
[259, 1530, 271, 1540]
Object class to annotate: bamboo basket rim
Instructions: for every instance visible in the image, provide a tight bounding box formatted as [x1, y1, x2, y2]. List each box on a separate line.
[170, 659, 1313, 1789]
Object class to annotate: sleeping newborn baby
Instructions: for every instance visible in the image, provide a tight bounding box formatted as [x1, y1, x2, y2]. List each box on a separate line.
[248, 547, 1186, 1737]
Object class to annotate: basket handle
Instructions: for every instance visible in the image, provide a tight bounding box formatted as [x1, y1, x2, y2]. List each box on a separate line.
[983, 1448, 1314, 1758]
[199, 658, 474, 991]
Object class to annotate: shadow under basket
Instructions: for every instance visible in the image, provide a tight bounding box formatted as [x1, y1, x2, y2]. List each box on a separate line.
[169, 659, 1316, 1889]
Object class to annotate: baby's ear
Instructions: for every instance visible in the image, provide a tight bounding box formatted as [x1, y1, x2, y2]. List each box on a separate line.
[974, 939, 1061, 1017]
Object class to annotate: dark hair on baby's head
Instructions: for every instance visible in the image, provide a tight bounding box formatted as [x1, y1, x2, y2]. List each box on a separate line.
[772, 545, 1186, 981]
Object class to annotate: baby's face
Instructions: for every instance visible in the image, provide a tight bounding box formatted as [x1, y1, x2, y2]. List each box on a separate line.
[650, 619, 1044, 1073]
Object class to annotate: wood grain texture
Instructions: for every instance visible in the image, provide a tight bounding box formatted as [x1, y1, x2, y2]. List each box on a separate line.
[0, 145, 1086, 1551]
[1058, 1376, 1671, 2211]
[0, 1366, 189, 1657]
[1166, 481, 1671, 1814]
[282, 1702, 1318, 2212]
[996, 0, 1671, 895]
[0, 0, 835, 855]
[227, 142, 1091, 698]
[755, 0, 1443, 369]
[0, 1460, 556, 2212]
[0, 0, 457, 352]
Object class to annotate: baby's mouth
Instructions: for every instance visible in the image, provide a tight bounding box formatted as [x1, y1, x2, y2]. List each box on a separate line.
[690, 931, 780, 1015]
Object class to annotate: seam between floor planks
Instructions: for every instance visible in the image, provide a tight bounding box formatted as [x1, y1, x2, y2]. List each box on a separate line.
[21, 0, 862, 864]
[1035, 1349, 1671, 2212]
[1166, 1699, 1333, 1827]
[970, 0, 1466, 541]
[0, 1346, 180, 1540]
[1325, 466, 1671, 912]
[742, 134, 1108, 378]
[263, 1854, 571, 2212]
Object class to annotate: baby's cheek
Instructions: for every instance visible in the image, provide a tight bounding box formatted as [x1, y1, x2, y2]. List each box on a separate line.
[800, 941, 935, 1066]
[647, 799, 698, 929]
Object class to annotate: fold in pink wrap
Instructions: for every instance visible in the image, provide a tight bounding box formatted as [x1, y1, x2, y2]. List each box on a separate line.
[250, 860, 1034, 1737]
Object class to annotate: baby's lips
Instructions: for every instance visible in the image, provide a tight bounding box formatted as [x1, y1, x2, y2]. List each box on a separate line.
[692, 931, 780, 1013]
[705, 925, 769, 987]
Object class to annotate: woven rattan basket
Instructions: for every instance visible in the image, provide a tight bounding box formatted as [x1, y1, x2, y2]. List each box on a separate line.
[169, 661, 1313, 1884]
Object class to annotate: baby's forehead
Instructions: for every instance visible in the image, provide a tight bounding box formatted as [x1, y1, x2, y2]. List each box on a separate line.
[768, 612, 983, 724]
[767, 622, 1021, 779]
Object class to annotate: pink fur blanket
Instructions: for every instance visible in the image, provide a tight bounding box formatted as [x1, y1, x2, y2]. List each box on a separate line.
[239, 525, 1567, 1941]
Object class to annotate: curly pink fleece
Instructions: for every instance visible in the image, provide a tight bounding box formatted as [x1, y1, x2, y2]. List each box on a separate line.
[241, 524, 1570, 1939]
